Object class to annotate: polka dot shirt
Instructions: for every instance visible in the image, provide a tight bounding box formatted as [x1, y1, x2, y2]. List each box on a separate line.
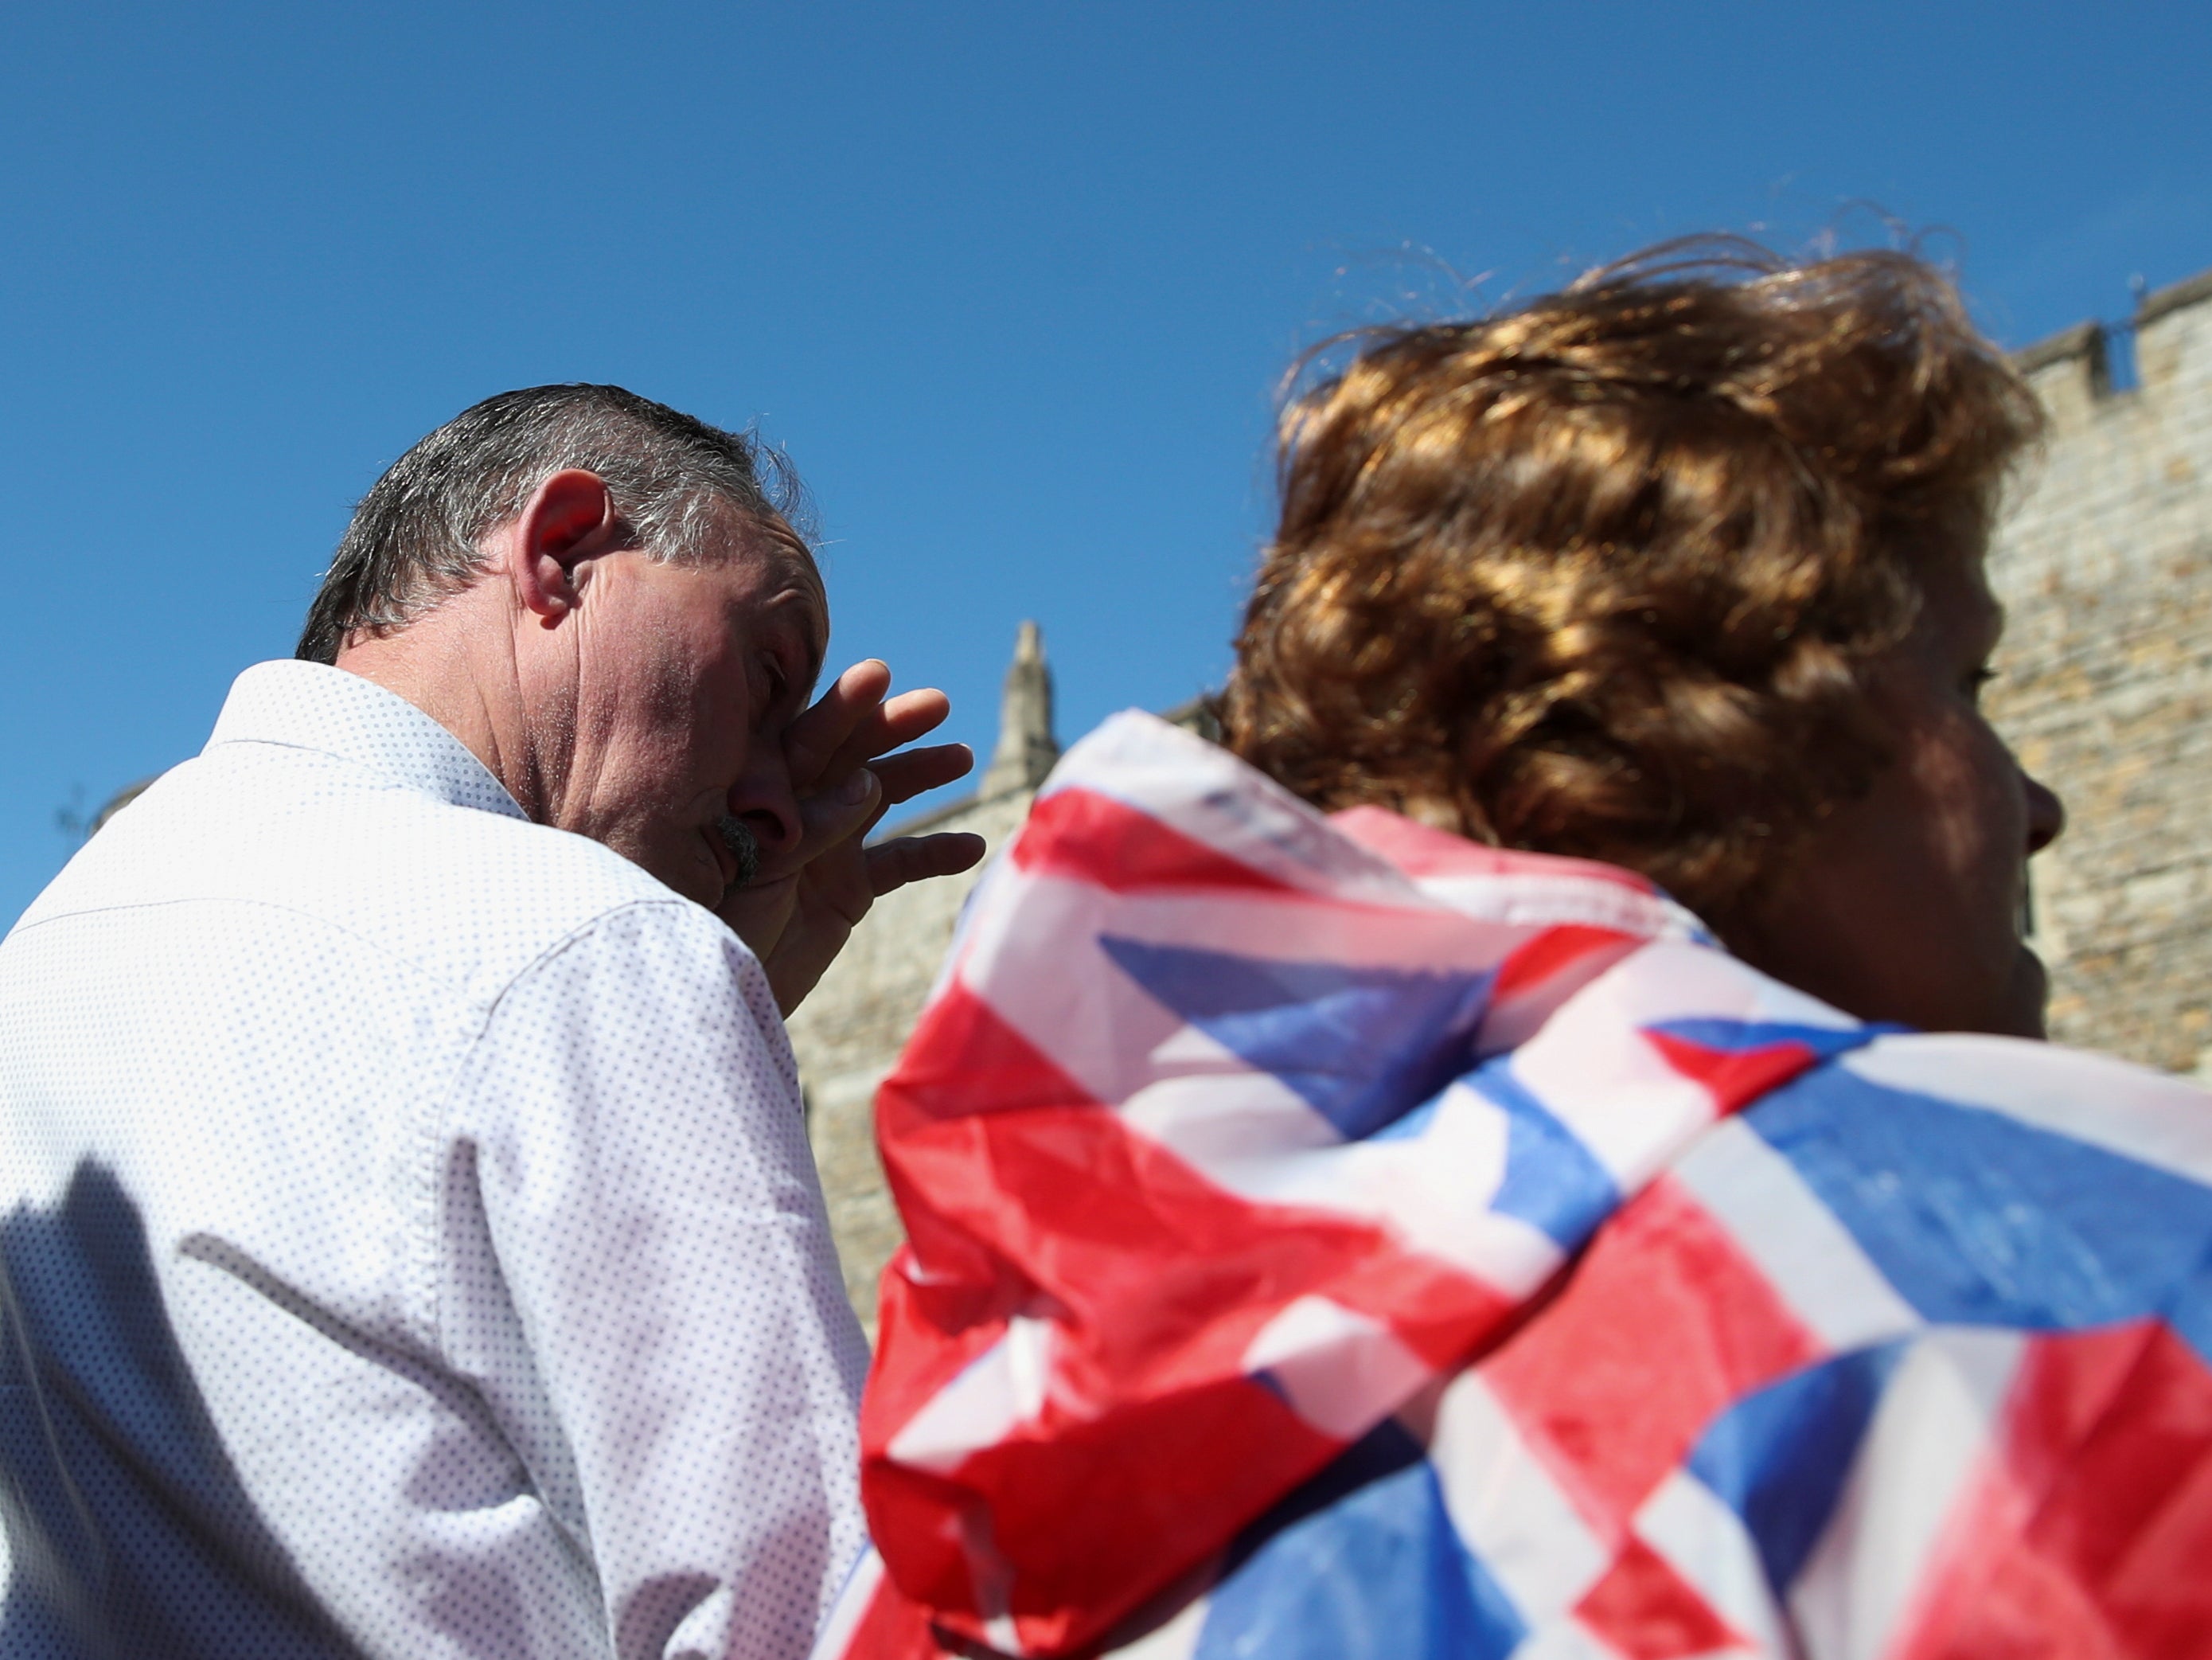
[0, 660, 871, 1658]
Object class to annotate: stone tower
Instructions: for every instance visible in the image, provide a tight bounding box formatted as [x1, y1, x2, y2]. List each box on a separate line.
[980, 620, 1059, 798]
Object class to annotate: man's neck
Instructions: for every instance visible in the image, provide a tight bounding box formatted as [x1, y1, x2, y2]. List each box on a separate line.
[333, 598, 553, 822]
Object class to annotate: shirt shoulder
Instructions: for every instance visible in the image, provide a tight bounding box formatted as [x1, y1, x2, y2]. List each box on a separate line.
[14, 733, 742, 1015]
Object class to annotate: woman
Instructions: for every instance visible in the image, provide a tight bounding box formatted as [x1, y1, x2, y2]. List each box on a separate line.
[821, 243, 2212, 1658]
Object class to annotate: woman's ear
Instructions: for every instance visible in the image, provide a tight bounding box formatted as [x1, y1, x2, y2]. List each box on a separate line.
[507, 470, 618, 622]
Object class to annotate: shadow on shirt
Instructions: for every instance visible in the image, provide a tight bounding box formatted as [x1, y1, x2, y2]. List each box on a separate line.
[0, 1163, 359, 1658]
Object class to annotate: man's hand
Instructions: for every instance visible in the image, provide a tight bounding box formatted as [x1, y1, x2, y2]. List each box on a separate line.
[717, 660, 986, 1015]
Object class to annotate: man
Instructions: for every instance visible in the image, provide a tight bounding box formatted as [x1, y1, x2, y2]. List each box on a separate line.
[0, 385, 984, 1659]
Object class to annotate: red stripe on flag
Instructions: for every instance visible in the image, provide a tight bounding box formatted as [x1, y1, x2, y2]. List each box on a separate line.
[1893, 1321, 2212, 1659]
[1329, 805, 1660, 892]
[1481, 1176, 1823, 1542]
[882, 976, 1098, 1126]
[1574, 1534, 1747, 1660]
[875, 1095, 1514, 1439]
[1011, 787, 1303, 894]
[1644, 1029, 1824, 1117]
[1492, 924, 1640, 1002]
[864, 981, 1106, 1429]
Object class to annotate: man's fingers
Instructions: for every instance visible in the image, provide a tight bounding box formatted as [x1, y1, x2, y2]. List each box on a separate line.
[864, 832, 987, 898]
[841, 746, 970, 848]
[782, 761, 881, 867]
[813, 688, 954, 784]
[782, 659, 892, 787]
[872, 687, 953, 749]
[870, 744, 974, 807]
[778, 663, 966, 854]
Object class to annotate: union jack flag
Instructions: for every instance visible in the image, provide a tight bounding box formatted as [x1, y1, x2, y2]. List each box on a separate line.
[818, 712, 2212, 1660]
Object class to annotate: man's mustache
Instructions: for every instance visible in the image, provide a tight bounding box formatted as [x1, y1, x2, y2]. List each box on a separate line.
[716, 814, 763, 889]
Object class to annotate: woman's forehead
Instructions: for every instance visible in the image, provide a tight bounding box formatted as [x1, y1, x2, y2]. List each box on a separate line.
[1917, 553, 2004, 650]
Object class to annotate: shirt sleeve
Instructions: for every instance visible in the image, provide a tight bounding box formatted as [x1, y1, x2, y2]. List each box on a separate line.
[445, 900, 872, 1660]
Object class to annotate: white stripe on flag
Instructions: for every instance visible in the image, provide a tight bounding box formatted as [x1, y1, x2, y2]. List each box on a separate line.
[1509, 943, 1855, 1188]
[1786, 1328, 2023, 1660]
[1425, 1372, 1611, 1627]
[1118, 1067, 1348, 1171]
[1516, 1619, 1637, 1659]
[1055, 712, 1424, 907]
[1633, 1468, 1791, 1658]
[884, 1316, 1054, 1473]
[806, 1549, 885, 1660]
[1241, 1296, 1435, 1439]
[1669, 1119, 1921, 1354]
[1138, 1076, 1566, 1294]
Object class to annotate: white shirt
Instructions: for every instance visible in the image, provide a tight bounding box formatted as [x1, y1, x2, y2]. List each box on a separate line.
[0, 660, 871, 1660]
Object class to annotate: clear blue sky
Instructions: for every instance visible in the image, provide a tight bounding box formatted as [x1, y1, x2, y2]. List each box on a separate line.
[6, 1, 2209, 924]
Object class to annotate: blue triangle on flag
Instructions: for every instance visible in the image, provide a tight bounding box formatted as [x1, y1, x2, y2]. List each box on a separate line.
[1470, 1064, 1618, 1248]
[1687, 1342, 1906, 1596]
[1098, 934, 1491, 1141]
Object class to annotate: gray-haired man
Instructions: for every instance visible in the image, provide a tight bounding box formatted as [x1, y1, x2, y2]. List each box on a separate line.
[0, 386, 983, 1659]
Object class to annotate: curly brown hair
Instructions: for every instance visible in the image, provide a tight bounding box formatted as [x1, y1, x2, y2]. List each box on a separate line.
[1224, 238, 2044, 928]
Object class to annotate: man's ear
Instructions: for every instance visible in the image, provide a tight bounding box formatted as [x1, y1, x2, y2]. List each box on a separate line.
[506, 470, 619, 623]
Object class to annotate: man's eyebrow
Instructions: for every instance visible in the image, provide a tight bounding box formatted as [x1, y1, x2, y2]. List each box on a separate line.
[792, 586, 829, 697]
[758, 519, 829, 693]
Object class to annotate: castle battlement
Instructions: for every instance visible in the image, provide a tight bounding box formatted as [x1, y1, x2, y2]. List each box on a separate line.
[2015, 268, 2212, 424]
[1988, 262, 2212, 1075]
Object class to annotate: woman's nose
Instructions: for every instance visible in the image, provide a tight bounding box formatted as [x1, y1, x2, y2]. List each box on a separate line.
[2025, 772, 2066, 855]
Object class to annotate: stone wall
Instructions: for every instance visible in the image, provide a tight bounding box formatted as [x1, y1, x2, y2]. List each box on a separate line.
[790, 785, 1035, 1332]
[1986, 271, 2212, 1075]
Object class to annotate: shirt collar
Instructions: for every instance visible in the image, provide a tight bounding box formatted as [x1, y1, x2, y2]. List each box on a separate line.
[205, 659, 529, 822]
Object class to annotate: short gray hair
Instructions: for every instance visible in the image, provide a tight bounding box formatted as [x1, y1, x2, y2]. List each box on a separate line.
[297, 384, 811, 663]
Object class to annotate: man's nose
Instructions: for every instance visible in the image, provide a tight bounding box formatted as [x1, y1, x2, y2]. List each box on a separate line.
[2025, 772, 2066, 855]
[728, 763, 802, 860]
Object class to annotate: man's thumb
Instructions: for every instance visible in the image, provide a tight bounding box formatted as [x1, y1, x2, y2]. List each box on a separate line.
[803, 766, 881, 845]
